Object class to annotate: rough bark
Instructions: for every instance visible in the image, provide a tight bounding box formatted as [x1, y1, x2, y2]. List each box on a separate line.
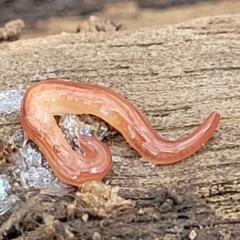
[0, 14, 240, 239]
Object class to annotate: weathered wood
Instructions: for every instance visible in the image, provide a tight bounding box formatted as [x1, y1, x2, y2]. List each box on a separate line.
[1, 14, 240, 239]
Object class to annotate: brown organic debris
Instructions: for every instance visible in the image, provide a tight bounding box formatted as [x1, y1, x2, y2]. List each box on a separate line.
[0, 19, 25, 42]
[78, 114, 117, 140]
[0, 139, 23, 165]
[77, 15, 122, 33]
[68, 181, 133, 218]
[0, 195, 40, 239]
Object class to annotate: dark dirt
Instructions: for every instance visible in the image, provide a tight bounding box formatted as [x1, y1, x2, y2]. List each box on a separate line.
[0, 184, 217, 240]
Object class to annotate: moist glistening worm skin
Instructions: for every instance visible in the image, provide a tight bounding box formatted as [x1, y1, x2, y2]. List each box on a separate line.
[20, 79, 220, 186]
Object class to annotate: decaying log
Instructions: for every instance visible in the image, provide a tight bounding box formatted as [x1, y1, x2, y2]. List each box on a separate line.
[1, 14, 240, 239]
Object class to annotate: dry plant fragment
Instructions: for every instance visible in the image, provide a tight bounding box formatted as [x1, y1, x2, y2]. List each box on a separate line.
[68, 181, 133, 218]
[77, 114, 117, 140]
[0, 139, 12, 163]
[77, 15, 122, 33]
[0, 19, 25, 42]
[0, 195, 40, 239]
[36, 217, 74, 240]
[0, 139, 23, 165]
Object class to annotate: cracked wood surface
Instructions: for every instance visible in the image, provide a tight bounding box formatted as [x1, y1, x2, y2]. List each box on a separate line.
[1, 14, 240, 239]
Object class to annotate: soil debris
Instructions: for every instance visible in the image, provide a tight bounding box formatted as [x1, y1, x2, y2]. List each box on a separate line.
[0, 19, 25, 42]
[77, 15, 122, 33]
[68, 181, 134, 218]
